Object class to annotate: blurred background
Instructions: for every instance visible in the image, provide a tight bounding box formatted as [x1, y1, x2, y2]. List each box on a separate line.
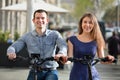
[0, 0, 120, 42]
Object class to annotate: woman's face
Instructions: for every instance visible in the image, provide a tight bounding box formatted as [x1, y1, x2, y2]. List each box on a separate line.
[81, 16, 94, 33]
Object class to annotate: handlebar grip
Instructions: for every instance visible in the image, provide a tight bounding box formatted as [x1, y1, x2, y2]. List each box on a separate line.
[112, 59, 117, 63]
[67, 57, 79, 62]
[67, 57, 74, 62]
[8, 56, 30, 63]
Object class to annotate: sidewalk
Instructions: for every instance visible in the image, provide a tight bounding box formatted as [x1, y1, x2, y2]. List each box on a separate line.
[0, 54, 119, 80]
[0, 67, 29, 80]
[0, 61, 120, 80]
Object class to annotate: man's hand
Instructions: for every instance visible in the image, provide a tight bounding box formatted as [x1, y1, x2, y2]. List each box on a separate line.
[59, 56, 68, 64]
[54, 54, 68, 64]
[7, 53, 16, 60]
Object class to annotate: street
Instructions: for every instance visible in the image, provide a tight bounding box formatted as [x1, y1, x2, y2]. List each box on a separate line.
[0, 63, 120, 80]
[96, 64, 120, 80]
[59, 63, 120, 80]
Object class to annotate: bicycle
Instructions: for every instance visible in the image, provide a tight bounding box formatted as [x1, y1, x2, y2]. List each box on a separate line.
[66, 55, 116, 80]
[12, 53, 57, 80]
[11, 55, 116, 80]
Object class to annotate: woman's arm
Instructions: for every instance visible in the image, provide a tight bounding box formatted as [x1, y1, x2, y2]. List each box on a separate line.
[97, 46, 105, 58]
[67, 40, 73, 58]
[97, 46, 114, 63]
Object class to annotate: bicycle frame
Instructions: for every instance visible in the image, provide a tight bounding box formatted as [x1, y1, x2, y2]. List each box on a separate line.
[13, 55, 56, 80]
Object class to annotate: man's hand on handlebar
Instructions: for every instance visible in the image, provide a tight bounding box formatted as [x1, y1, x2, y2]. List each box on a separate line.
[54, 54, 68, 64]
[7, 53, 16, 60]
[59, 56, 68, 64]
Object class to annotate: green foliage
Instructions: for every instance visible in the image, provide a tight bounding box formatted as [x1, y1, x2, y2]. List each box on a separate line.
[103, 4, 120, 23]
[73, 0, 93, 18]
[73, 0, 115, 19]
[100, 0, 115, 9]
[0, 31, 20, 43]
[14, 32, 20, 41]
[0, 31, 10, 43]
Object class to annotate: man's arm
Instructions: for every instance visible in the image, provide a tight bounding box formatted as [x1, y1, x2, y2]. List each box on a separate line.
[55, 31, 67, 63]
[7, 34, 27, 60]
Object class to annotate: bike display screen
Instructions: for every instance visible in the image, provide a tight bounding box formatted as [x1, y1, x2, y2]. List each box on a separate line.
[30, 53, 40, 59]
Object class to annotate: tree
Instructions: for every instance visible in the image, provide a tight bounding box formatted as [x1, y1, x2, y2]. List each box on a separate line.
[73, 0, 115, 20]
[73, 0, 93, 18]
[103, 4, 120, 26]
[103, 7, 117, 22]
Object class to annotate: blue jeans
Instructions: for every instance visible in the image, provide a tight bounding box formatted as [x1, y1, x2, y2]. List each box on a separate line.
[27, 69, 58, 80]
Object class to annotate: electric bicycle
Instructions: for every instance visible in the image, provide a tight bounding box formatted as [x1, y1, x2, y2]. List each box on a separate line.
[67, 55, 116, 80]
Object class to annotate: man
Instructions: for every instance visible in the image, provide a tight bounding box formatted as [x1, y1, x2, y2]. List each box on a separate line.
[7, 9, 67, 80]
[107, 31, 120, 64]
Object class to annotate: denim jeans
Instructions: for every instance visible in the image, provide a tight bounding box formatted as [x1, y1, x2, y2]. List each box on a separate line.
[27, 69, 58, 80]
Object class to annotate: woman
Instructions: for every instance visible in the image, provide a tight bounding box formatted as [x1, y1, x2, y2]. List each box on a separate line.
[67, 13, 114, 80]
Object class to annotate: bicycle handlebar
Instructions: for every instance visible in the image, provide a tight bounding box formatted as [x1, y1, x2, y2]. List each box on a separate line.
[12, 56, 56, 66]
[14, 56, 55, 61]
[67, 57, 117, 65]
[12, 56, 117, 66]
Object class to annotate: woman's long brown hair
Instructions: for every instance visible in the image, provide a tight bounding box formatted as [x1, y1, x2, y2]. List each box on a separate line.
[78, 12, 105, 49]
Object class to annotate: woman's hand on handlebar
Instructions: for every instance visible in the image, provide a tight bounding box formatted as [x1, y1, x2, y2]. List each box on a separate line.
[101, 55, 115, 64]
[106, 55, 115, 62]
[7, 53, 16, 60]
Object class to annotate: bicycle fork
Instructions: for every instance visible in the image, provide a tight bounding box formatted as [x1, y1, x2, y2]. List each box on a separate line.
[87, 62, 93, 80]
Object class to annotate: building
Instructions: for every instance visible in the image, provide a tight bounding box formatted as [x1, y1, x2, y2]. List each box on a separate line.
[0, 0, 69, 39]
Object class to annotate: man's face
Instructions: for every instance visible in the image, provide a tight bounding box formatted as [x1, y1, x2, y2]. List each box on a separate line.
[32, 12, 49, 29]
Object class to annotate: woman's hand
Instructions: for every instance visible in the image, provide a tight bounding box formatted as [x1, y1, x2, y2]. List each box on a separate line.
[101, 55, 115, 64]
[106, 55, 115, 62]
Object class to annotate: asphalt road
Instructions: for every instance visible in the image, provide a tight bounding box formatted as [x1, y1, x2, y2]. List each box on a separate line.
[0, 62, 120, 80]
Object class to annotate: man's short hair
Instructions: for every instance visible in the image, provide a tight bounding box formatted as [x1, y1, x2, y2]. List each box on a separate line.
[33, 9, 48, 18]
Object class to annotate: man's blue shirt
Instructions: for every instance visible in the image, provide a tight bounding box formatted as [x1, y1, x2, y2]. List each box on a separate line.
[7, 29, 67, 68]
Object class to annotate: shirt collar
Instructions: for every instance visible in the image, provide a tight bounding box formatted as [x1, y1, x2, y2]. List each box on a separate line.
[31, 29, 50, 37]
